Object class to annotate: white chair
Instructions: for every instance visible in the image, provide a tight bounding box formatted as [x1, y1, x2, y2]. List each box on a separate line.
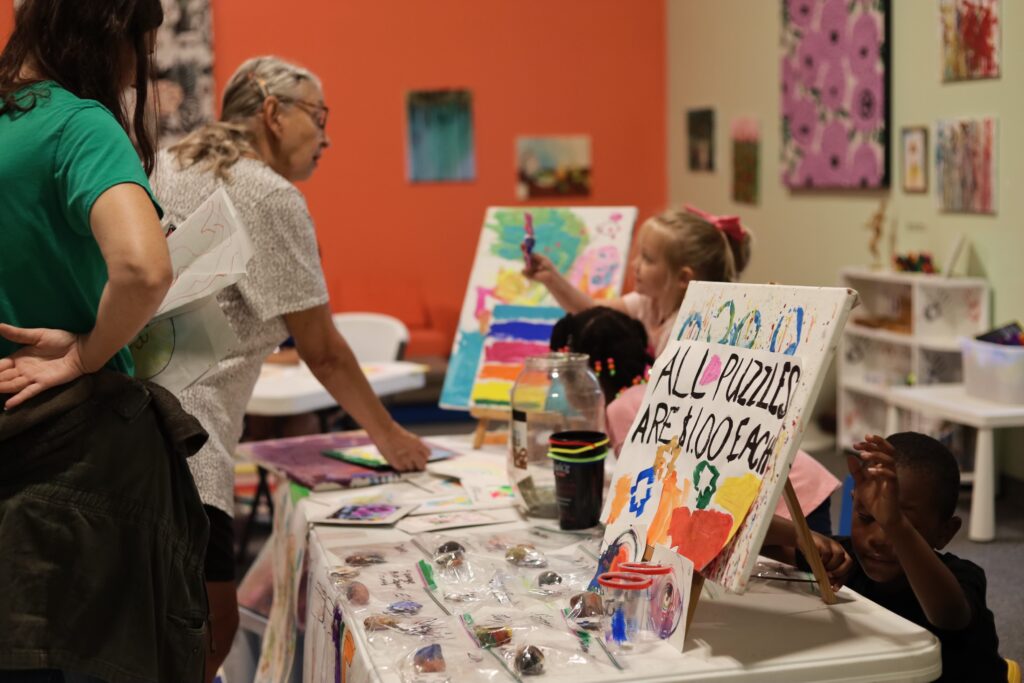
[331, 312, 409, 362]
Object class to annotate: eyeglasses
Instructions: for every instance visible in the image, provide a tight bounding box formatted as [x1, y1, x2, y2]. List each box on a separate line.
[247, 73, 328, 131]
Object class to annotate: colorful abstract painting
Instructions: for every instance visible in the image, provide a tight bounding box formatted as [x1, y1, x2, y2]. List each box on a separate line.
[470, 305, 563, 408]
[516, 136, 591, 200]
[687, 109, 715, 171]
[440, 207, 637, 410]
[781, 0, 890, 189]
[935, 117, 997, 214]
[406, 90, 475, 182]
[731, 117, 760, 204]
[154, 0, 214, 144]
[600, 282, 857, 592]
[941, 0, 1000, 81]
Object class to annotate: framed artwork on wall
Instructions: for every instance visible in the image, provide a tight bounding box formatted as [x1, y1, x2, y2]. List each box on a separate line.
[935, 117, 997, 214]
[515, 136, 592, 200]
[153, 0, 215, 144]
[780, 0, 891, 189]
[731, 117, 760, 204]
[940, 0, 1000, 82]
[405, 89, 476, 183]
[687, 108, 715, 172]
[901, 126, 928, 193]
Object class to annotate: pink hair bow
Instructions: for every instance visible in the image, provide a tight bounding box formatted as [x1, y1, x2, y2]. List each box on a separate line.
[684, 203, 747, 244]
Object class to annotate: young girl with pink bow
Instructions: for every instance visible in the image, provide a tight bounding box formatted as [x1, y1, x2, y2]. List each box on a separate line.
[523, 204, 753, 357]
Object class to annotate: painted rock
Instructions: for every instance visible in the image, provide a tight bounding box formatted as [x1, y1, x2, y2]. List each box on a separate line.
[537, 571, 562, 587]
[474, 625, 513, 648]
[346, 551, 386, 567]
[363, 614, 399, 631]
[435, 540, 465, 556]
[515, 645, 545, 676]
[434, 540, 467, 568]
[329, 566, 360, 583]
[505, 544, 547, 568]
[413, 643, 446, 673]
[386, 600, 423, 615]
[570, 591, 604, 618]
[345, 581, 370, 606]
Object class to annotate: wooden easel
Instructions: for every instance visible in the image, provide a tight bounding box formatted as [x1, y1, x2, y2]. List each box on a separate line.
[468, 407, 510, 449]
[642, 474, 838, 636]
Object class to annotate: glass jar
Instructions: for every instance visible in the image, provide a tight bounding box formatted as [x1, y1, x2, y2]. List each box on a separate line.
[509, 353, 604, 518]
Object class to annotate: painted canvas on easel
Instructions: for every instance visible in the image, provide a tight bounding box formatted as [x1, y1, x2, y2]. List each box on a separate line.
[406, 89, 475, 182]
[781, 0, 890, 189]
[469, 305, 563, 409]
[935, 117, 997, 214]
[440, 207, 637, 410]
[516, 136, 592, 200]
[941, 0, 1000, 82]
[601, 282, 858, 592]
[154, 0, 215, 143]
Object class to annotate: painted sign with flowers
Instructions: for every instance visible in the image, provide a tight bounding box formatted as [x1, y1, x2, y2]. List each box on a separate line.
[781, 0, 889, 189]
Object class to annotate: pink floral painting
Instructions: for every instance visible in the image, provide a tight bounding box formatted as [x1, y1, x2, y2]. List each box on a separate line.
[781, 0, 889, 189]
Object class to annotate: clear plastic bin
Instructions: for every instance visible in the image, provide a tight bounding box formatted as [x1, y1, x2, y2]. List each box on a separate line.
[961, 337, 1024, 404]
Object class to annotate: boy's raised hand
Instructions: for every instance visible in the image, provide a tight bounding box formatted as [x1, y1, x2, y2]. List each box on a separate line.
[850, 434, 902, 530]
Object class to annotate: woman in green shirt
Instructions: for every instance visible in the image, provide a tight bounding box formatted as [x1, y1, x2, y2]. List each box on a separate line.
[0, 2, 210, 682]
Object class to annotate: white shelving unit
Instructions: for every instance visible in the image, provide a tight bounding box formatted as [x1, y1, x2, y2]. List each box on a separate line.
[837, 267, 990, 461]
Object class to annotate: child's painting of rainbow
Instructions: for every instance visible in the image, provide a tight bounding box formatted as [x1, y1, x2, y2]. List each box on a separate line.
[440, 207, 637, 410]
[469, 305, 563, 409]
[600, 282, 857, 593]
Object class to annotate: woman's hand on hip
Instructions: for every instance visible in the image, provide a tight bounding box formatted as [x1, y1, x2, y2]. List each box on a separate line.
[0, 324, 89, 410]
[376, 424, 431, 472]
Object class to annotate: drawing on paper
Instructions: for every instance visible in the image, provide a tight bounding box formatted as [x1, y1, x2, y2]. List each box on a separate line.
[130, 318, 176, 379]
[781, 0, 890, 189]
[469, 305, 563, 409]
[516, 136, 591, 200]
[731, 117, 760, 204]
[406, 89, 475, 182]
[901, 126, 928, 193]
[440, 207, 637, 410]
[941, 0, 1000, 82]
[600, 282, 857, 592]
[935, 117, 997, 214]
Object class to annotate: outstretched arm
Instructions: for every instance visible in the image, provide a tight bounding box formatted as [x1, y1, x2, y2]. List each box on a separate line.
[285, 304, 429, 471]
[522, 253, 627, 314]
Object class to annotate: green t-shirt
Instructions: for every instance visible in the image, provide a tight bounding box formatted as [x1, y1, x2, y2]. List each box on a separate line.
[0, 82, 162, 375]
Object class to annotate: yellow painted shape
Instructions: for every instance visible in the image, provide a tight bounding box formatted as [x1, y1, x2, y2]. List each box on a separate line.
[607, 475, 633, 525]
[471, 380, 513, 404]
[714, 472, 763, 540]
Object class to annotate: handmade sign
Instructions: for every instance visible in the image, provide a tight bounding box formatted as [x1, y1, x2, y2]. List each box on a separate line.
[441, 207, 637, 409]
[601, 282, 857, 592]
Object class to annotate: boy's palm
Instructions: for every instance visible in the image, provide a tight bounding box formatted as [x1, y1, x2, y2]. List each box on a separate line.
[850, 434, 902, 530]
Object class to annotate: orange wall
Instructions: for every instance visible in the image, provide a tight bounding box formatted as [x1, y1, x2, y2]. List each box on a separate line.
[213, 1, 666, 354]
[2, 3, 666, 357]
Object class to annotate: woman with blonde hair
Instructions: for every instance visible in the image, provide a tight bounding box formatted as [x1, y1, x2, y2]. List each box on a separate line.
[152, 56, 430, 679]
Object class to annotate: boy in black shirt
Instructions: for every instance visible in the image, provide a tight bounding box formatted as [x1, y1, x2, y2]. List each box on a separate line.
[765, 432, 1006, 682]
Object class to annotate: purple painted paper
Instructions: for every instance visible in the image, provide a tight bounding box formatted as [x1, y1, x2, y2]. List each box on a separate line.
[781, 0, 889, 189]
[237, 432, 376, 490]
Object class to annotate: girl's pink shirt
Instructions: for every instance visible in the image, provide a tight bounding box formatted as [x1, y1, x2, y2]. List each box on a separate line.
[606, 385, 839, 518]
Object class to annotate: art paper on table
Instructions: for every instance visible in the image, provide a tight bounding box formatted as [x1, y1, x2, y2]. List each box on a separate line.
[153, 0, 214, 143]
[936, 117, 997, 214]
[730, 117, 760, 204]
[323, 444, 457, 470]
[781, 0, 890, 189]
[469, 305, 563, 409]
[687, 108, 715, 171]
[440, 207, 636, 409]
[428, 452, 510, 483]
[396, 507, 522, 534]
[410, 483, 517, 515]
[601, 282, 857, 592]
[406, 89, 475, 182]
[651, 544, 694, 649]
[237, 432, 385, 491]
[941, 0, 1000, 82]
[316, 503, 417, 527]
[901, 126, 928, 193]
[516, 135, 591, 200]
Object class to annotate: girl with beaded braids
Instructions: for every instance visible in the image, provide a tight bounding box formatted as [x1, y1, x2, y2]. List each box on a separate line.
[152, 56, 430, 680]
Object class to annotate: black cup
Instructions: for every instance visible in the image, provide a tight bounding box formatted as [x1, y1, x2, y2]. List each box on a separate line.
[548, 430, 608, 530]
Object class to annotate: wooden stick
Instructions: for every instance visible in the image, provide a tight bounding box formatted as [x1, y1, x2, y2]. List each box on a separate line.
[783, 478, 838, 605]
[685, 573, 705, 633]
[472, 419, 489, 449]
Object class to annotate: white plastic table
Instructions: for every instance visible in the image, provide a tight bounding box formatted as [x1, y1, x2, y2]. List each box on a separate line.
[291, 434, 940, 683]
[886, 383, 1024, 541]
[246, 360, 428, 416]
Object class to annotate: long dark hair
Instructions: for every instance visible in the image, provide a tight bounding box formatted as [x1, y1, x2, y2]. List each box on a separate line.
[0, 0, 164, 173]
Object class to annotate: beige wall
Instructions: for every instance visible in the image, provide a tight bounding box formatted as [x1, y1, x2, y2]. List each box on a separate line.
[667, 0, 1024, 480]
